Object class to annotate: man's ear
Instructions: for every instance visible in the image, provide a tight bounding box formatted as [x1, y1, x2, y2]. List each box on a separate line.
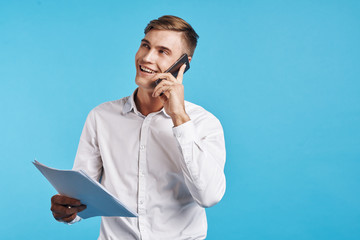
[188, 56, 192, 63]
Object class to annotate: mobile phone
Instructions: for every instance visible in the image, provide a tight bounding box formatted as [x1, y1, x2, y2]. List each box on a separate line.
[155, 53, 190, 86]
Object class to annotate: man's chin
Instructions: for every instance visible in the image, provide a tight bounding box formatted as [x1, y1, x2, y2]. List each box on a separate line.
[135, 78, 156, 90]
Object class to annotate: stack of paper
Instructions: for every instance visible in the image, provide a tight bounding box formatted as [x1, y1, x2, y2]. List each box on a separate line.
[33, 160, 138, 219]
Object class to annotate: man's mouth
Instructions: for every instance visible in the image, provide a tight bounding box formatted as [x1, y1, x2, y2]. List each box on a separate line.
[139, 65, 157, 74]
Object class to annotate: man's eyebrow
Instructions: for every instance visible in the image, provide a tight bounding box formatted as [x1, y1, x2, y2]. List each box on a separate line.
[158, 45, 172, 54]
[141, 38, 172, 54]
[141, 38, 150, 44]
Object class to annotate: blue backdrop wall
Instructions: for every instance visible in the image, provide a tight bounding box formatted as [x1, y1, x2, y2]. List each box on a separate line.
[1, 0, 359, 239]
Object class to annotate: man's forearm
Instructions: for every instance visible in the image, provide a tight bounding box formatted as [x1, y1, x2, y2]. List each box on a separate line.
[172, 119, 226, 208]
[171, 111, 191, 127]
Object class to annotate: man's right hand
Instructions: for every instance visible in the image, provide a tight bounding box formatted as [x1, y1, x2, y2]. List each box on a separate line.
[50, 194, 87, 223]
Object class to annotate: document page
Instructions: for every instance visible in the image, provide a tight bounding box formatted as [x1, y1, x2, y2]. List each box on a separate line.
[33, 160, 138, 219]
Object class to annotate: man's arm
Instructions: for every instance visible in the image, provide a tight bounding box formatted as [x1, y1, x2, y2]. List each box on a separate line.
[153, 64, 226, 207]
[50, 109, 103, 222]
[72, 109, 103, 180]
[172, 116, 226, 208]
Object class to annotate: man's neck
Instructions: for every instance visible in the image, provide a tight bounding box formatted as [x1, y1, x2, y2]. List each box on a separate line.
[134, 87, 163, 116]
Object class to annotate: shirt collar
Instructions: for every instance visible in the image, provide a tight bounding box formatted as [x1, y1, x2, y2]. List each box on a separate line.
[122, 88, 171, 118]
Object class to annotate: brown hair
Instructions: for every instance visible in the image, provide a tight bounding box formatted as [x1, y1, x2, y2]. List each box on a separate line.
[144, 15, 199, 57]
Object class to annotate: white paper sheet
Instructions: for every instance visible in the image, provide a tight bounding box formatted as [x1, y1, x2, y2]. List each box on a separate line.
[33, 160, 138, 219]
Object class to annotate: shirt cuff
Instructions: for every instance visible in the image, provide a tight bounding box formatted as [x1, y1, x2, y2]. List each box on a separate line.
[64, 215, 82, 225]
[172, 120, 196, 145]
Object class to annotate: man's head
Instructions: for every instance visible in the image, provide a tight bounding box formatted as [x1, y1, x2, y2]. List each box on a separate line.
[135, 15, 199, 91]
[144, 15, 199, 57]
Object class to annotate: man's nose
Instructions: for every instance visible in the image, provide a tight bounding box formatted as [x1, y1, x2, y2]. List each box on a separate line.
[142, 50, 157, 63]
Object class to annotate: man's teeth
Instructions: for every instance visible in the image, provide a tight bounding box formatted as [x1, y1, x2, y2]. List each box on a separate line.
[140, 66, 155, 73]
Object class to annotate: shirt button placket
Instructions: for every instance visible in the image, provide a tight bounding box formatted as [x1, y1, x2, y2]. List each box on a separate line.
[137, 115, 152, 240]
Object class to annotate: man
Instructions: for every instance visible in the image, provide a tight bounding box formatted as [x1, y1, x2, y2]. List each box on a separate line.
[50, 15, 226, 239]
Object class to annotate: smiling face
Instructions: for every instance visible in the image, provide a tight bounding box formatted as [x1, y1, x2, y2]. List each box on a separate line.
[135, 30, 188, 91]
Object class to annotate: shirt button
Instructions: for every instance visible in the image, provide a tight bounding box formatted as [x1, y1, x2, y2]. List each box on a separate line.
[140, 171, 144, 176]
[140, 200, 144, 205]
[140, 145, 145, 150]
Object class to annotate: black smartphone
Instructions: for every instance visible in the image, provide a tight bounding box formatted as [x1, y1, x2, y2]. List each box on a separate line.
[155, 53, 190, 86]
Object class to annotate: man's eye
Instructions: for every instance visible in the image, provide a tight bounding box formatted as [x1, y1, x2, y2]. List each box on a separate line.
[142, 43, 150, 48]
[159, 50, 168, 55]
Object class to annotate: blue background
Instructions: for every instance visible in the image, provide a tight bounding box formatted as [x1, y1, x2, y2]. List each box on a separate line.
[1, 0, 359, 239]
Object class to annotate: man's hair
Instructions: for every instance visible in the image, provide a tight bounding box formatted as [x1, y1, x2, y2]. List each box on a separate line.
[144, 15, 199, 57]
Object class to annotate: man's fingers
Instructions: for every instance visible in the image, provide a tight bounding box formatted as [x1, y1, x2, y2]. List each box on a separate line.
[51, 203, 86, 215]
[53, 212, 77, 223]
[159, 92, 169, 102]
[52, 212, 62, 221]
[52, 211, 73, 221]
[77, 204, 87, 213]
[176, 63, 187, 84]
[51, 204, 79, 215]
[51, 194, 81, 207]
[61, 213, 77, 223]
[51, 204, 86, 222]
[153, 84, 172, 98]
[152, 73, 176, 83]
[153, 80, 173, 97]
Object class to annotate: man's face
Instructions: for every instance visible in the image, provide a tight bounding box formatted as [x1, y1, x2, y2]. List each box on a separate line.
[135, 30, 187, 90]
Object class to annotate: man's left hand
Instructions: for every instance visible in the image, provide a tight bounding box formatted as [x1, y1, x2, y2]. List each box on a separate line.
[152, 63, 190, 126]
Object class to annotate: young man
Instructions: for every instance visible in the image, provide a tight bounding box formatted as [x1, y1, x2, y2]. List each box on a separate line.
[50, 15, 226, 239]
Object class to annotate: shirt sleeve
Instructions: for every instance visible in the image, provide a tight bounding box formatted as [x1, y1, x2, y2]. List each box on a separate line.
[69, 109, 103, 225]
[72, 109, 103, 181]
[172, 116, 226, 208]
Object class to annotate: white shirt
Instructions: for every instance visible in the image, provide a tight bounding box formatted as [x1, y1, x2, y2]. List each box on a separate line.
[72, 89, 226, 240]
